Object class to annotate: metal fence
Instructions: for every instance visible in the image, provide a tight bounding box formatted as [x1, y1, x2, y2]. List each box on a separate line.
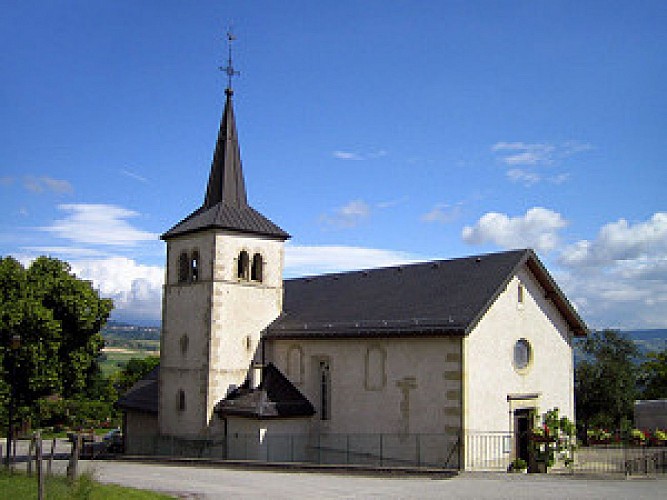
[129, 433, 462, 469]
[573, 444, 667, 476]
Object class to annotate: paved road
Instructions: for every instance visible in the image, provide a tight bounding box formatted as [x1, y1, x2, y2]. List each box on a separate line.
[39, 460, 666, 499]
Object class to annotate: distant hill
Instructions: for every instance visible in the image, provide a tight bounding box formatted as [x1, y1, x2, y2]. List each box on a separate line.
[102, 321, 160, 341]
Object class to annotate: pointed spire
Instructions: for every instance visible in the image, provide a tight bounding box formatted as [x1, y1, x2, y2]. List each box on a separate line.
[204, 88, 247, 208]
[204, 32, 246, 209]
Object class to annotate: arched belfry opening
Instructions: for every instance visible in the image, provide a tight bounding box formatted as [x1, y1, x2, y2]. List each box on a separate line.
[251, 253, 263, 282]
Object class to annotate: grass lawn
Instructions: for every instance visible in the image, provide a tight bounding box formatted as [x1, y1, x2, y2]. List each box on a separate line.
[0, 468, 175, 499]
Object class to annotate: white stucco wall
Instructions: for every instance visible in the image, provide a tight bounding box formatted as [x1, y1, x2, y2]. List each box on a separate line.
[464, 264, 575, 436]
[267, 337, 462, 436]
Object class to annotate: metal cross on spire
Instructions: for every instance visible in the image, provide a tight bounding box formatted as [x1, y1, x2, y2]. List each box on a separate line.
[220, 31, 240, 93]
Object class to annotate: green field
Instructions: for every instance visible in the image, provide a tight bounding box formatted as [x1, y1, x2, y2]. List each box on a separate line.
[98, 348, 159, 377]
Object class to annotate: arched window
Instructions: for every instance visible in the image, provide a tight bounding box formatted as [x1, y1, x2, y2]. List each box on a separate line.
[191, 250, 200, 282]
[251, 253, 263, 282]
[237, 251, 249, 281]
[177, 389, 186, 411]
[178, 252, 189, 283]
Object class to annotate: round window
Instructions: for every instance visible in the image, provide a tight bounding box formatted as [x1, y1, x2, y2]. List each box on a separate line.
[513, 339, 532, 371]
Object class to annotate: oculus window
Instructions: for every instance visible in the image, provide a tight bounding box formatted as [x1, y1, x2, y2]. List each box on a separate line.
[513, 339, 532, 372]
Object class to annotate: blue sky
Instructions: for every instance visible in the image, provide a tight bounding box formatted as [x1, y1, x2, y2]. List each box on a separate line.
[1, 1, 665, 328]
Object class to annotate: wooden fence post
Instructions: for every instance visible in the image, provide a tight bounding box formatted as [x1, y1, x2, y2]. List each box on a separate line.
[35, 431, 44, 500]
[47, 437, 56, 476]
[27, 437, 34, 476]
[67, 434, 81, 481]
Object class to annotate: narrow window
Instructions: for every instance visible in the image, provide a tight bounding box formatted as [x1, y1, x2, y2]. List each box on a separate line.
[319, 360, 331, 421]
[237, 251, 249, 281]
[177, 389, 186, 411]
[518, 283, 524, 305]
[287, 345, 304, 385]
[191, 250, 200, 282]
[251, 253, 263, 282]
[180, 334, 189, 356]
[178, 252, 189, 283]
[365, 345, 386, 390]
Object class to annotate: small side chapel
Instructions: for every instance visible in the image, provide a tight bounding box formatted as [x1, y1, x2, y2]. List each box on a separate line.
[118, 54, 588, 470]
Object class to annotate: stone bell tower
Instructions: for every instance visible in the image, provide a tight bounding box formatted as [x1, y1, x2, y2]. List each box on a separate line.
[158, 39, 290, 437]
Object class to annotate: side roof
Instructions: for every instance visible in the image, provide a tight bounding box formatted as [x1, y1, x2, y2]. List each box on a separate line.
[214, 363, 315, 419]
[116, 366, 159, 414]
[265, 249, 587, 339]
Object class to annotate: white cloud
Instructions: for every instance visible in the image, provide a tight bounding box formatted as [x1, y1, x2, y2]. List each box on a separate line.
[421, 203, 461, 224]
[506, 168, 541, 186]
[462, 207, 568, 253]
[285, 245, 420, 278]
[40, 203, 158, 246]
[70, 257, 164, 322]
[333, 151, 363, 161]
[120, 169, 148, 183]
[560, 213, 667, 267]
[491, 142, 556, 166]
[23, 175, 74, 194]
[320, 200, 371, 228]
[332, 149, 387, 161]
[549, 173, 571, 185]
[554, 213, 667, 329]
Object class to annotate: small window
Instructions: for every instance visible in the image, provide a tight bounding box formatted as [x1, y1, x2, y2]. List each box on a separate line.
[178, 252, 189, 283]
[180, 334, 189, 355]
[518, 283, 525, 304]
[513, 339, 532, 372]
[177, 389, 186, 411]
[237, 251, 249, 281]
[191, 251, 200, 282]
[251, 253, 263, 282]
[319, 360, 331, 421]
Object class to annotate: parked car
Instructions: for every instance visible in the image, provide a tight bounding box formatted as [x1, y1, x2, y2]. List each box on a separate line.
[103, 428, 123, 453]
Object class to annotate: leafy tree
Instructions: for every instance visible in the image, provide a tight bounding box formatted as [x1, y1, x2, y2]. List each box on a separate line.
[0, 256, 113, 428]
[113, 356, 160, 394]
[575, 329, 640, 432]
[638, 348, 667, 400]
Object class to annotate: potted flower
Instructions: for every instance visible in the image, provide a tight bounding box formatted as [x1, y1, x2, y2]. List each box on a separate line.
[630, 429, 646, 446]
[649, 429, 666, 447]
[509, 458, 528, 473]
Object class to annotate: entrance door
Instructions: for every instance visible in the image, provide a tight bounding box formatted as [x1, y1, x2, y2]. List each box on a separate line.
[514, 409, 533, 463]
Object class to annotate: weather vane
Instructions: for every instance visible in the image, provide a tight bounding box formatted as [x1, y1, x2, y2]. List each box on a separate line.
[220, 31, 240, 92]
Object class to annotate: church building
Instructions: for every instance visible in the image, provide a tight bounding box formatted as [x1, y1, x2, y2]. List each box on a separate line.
[118, 64, 587, 470]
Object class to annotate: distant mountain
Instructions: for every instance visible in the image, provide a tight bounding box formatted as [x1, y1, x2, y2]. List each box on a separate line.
[574, 329, 667, 364]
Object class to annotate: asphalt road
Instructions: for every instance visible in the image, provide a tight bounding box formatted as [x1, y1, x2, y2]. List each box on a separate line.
[41, 460, 667, 499]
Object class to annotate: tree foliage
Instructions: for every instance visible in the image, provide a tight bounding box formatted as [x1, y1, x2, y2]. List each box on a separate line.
[575, 329, 639, 431]
[638, 348, 667, 400]
[0, 256, 113, 427]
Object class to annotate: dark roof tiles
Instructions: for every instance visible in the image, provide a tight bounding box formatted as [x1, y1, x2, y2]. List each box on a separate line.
[265, 249, 587, 339]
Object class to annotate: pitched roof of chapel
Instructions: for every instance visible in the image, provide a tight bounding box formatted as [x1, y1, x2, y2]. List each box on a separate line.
[265, 249, 587, 339]
[214, 363, 315, 419]
[116, 366, 159, 414]
[161, 89, 290, 241]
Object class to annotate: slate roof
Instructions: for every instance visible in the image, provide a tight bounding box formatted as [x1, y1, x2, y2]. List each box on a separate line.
[214, 363, 315, 419]
[265, 249, 587, 339]
[161, 89, 289, 241]
[116, 366, 159, 414]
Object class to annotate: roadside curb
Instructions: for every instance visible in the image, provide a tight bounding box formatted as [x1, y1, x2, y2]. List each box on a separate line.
[112, 455, 459, 478]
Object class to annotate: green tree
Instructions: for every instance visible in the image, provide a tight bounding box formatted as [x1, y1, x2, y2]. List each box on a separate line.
[575, 329, 640, 431]
[638, 348, 667, 400]
[0, 256, 113, 428]
[113, 356, 160, 394]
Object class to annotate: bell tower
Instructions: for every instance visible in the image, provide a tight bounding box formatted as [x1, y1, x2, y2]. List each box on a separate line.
[158, 35, 290, 437]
